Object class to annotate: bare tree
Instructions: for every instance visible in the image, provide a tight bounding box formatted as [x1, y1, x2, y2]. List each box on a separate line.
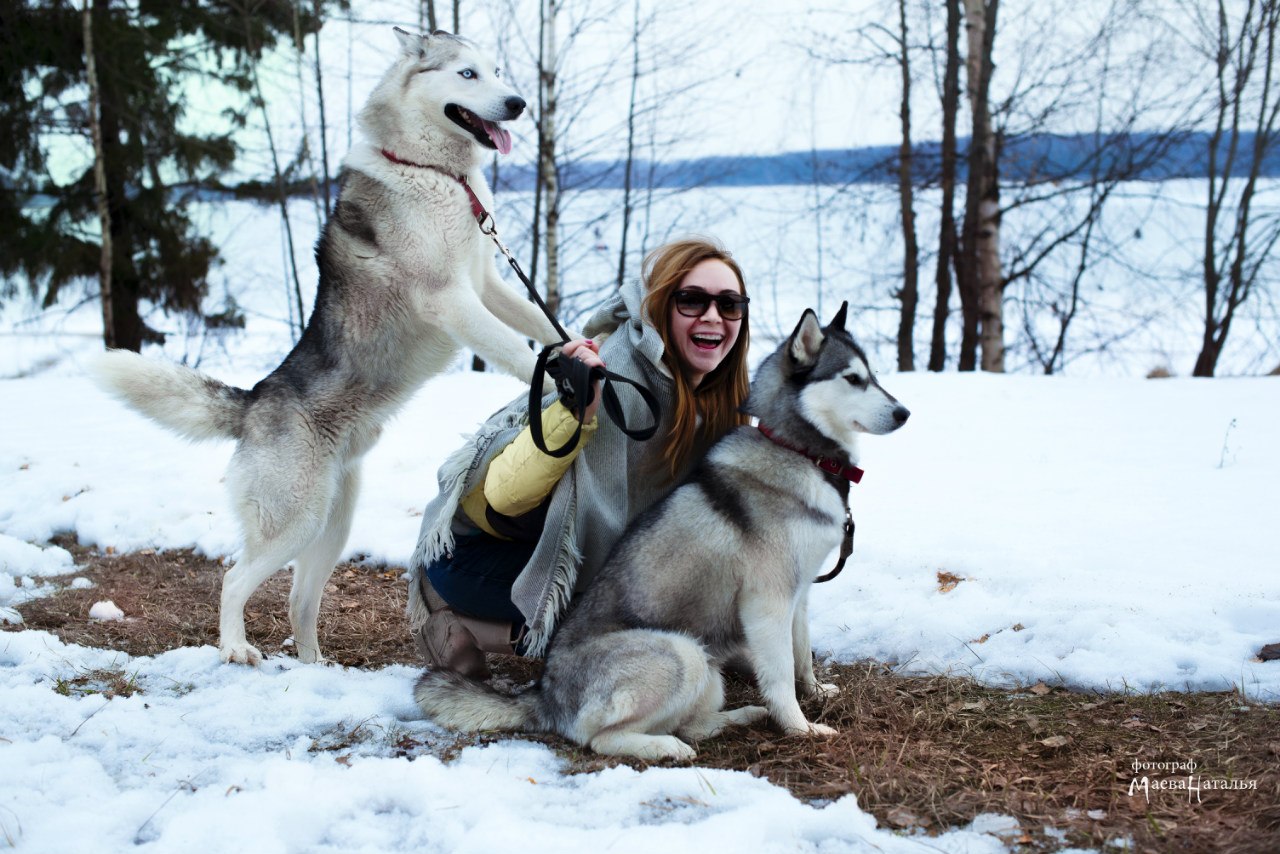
[538, 0, 562, 315]
[1192, 0, 1280, 376]
[82, 0, 114, 349]
[236, 1, 306, 340]
[291, 1, 323, 225]
[894, 0, 920, 371]
[482, 0, 730, 327]
[960, 0, 1003, 372]
[928, 0, 961, 372]
[312, 0, 332, 217]
[615, 0, 643, 289]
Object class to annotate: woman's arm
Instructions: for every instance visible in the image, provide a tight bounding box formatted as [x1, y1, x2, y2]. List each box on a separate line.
[479, 399, 597, 517]
[460, 339, 605, 533]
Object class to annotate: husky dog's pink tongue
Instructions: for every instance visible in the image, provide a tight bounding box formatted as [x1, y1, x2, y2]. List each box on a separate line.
[482, 120, 512, 155]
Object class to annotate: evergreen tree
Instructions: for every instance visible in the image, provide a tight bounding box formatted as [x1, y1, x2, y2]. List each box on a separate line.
[0, 0, 309, 350]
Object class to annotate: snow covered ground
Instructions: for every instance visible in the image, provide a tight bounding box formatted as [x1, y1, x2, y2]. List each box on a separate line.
[2, 359, 1276, 853]
[2, 191, 1277, 851]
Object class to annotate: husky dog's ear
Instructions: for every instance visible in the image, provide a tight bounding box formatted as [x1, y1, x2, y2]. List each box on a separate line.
[829, 301, 848, 331]
[788, 309, 825, 370]
[393, 27, 427, 58]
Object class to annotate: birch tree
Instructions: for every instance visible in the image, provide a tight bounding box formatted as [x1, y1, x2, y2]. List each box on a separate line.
[960, 0, 1003, 372]
[538, 0, 562, 315]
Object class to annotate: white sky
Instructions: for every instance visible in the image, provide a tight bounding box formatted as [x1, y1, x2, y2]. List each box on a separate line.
[39, 0, 1210, 185]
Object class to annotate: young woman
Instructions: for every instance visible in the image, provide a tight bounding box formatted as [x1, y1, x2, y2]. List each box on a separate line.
[407, 237, 752, 677]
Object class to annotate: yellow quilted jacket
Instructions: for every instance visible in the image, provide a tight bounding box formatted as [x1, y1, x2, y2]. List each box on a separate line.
[460, 400, 597, 538]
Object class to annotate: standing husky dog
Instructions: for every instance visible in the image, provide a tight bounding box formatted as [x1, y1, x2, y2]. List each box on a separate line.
[415, 304, 909, 760]
[91, 29, 566, 665]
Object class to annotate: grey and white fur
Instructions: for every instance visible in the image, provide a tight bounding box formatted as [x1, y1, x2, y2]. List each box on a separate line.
[414, 304, 910, 760]
[89, 29, 567, 665]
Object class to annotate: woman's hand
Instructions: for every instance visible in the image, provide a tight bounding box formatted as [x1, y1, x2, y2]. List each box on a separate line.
[559, 338, 605, 423]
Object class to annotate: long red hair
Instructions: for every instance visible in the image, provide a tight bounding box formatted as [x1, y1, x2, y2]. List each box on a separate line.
[641, 237, 751, 480]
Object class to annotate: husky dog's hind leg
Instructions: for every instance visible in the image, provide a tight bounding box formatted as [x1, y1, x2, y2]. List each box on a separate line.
[552, 630, 762, 761]
[287, 463, 361, 663]
[216, 427, 343, 664]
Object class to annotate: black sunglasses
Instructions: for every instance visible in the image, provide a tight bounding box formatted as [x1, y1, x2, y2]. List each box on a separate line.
[673, 289, 750, 320]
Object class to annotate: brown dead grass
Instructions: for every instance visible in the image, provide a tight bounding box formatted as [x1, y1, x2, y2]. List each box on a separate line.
[6, 536, 1278, 852]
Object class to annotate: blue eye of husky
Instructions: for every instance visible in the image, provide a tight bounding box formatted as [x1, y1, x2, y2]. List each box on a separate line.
[459, 68, 477, 79]
[845, 374, 867, 388]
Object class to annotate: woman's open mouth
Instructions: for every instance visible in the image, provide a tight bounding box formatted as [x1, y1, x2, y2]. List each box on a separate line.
[691, 333, 723, 351]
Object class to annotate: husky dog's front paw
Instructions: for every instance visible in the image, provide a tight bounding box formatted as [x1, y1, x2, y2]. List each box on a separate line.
[805, 722, 838, 737]
[219, 641, 263, 666]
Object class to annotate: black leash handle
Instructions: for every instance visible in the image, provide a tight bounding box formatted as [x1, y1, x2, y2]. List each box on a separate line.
[813, 507, 855, 583]
[528, 344, 661, 458]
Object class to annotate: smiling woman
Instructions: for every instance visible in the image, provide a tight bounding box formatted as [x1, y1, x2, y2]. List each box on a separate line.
[641, 240, 752, 479]
[408, 237, 753, 677]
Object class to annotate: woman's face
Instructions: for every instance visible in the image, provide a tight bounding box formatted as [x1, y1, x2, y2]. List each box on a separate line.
[667, 259, 745, 389]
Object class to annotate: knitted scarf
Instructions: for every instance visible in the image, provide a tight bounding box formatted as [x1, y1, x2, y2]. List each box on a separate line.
[407, 278, 694, 656]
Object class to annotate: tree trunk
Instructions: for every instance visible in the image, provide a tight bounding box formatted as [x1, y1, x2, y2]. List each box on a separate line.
[895, 0, 919, 372]
[960, 0, 1002, 372]
[616, 0, 641, 290]
[420, 0, 436, 32]
[292, 2, 322, 225]
[539, 0, 560, 316]
[95, 0, 153, 352]
[245, 9, 305, 341]
[313, 0, 331, 218]
[83, 0, 114, 349]
[928, 0, 962, 372]
[1194, 0, 1280, 377]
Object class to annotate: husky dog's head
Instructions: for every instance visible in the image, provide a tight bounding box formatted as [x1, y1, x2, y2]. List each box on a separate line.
[745, 303, 909, 463]
[360, 29, 525, 168]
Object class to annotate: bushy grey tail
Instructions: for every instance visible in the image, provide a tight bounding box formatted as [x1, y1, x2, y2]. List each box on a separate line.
[89, 349, 249, 441]
[414, 669, 541, 732]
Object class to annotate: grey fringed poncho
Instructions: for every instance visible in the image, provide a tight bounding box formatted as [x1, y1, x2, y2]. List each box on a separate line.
[407, 279, 706, 656]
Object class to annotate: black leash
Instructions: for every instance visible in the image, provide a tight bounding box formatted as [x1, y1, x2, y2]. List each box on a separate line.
[452, 171, 660, 456]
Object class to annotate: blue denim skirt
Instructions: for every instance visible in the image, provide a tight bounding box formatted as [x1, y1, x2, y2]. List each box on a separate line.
[423, 532, 535, 624]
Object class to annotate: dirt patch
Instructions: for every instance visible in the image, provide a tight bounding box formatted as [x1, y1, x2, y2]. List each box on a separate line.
[5, 537, 1278, 852]
[11, 533, 415, 668]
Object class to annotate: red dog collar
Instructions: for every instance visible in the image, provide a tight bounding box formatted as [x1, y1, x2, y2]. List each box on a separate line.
[757, 424, 864, 484]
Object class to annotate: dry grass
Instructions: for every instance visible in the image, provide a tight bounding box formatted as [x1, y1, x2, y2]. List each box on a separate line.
[7, 537, 1278, 852]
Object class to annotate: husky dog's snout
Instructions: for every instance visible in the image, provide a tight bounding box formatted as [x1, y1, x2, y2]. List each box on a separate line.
[892, 405, 910, 427]
[504, 95, 526, 118]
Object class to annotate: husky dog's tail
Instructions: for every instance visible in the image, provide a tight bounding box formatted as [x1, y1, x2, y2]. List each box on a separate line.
[414, 670, 542, 732]
[89, 350, 250, 441]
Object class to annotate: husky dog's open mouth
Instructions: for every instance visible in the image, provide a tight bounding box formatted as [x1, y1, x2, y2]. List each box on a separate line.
[445, 104, 512, 154]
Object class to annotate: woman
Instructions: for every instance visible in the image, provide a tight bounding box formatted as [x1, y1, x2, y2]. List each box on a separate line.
[407, 237, 751, 677]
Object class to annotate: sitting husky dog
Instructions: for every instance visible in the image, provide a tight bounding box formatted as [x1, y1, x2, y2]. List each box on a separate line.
[92, 29, 566, 666]
[415, 304, 910, 760]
